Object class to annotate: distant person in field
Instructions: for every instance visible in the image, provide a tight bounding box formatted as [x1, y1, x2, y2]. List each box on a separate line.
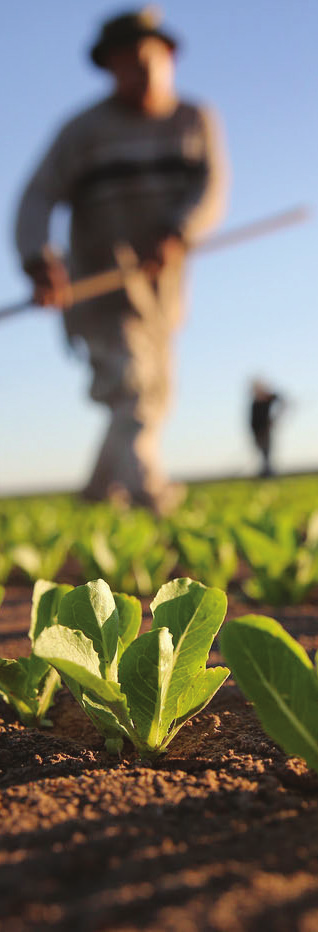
[250, 381, 285, 477]
[15, 8, 230, 512]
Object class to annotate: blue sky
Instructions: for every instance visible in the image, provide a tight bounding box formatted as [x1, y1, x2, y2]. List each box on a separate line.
[1, 0, 317, 493]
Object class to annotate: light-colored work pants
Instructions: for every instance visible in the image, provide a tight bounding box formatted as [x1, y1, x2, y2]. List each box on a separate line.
[64, 260, 185, 502]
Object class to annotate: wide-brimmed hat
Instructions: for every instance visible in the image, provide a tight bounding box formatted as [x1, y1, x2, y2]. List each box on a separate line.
[90, 8, 180, 69]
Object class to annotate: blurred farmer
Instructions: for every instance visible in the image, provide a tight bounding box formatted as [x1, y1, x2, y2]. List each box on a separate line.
[15, 8, 229, 511]
[250, 381, 285, 476]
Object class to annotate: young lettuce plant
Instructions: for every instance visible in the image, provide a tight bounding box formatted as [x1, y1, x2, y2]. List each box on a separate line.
[234, 521, 318, 605]
[0, 581, 71, 725]
[220, 615, 318, 773]
[34, 577, 230, 758]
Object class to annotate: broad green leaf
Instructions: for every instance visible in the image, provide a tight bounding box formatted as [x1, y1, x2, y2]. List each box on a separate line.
[220, 616, 318, 772]
[235, 524, 292, 575]
[114, 592, 142, 660]
[173, 666, 230, 732]
[243, 575, 288, 605]
[217, 538, 238, 581]
[30, 579, 73, 644]
[296, 548, 318, 588]
[0, 586, 4, 607]
[34, 625, 130, 728]
[119, 627, 173, 750]
[177, 531, 213, 573]
[91, 531, 117, 575]
[0, 693, 36, 724]
[132, 560, 152, 595]
[0, 658, 30, 700]
[150, 578, 227, 734]
[58, 580, 118, 679]
[35, 623, 105, 682]
[9, 544, 41, 578]
[274, 512, 297, 551]
[80, 692, 129, 746]
[0, 659, 37, 723]
[0, 651, 60, 725]
[40, 533, 72, 581]
[19, 653, 50, 693]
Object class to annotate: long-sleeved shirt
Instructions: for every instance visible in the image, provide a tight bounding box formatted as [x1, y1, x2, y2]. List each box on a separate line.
[15, 94, 229, 276]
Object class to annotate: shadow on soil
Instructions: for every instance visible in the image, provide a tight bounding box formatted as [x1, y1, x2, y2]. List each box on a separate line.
[1, 792, 318, 931]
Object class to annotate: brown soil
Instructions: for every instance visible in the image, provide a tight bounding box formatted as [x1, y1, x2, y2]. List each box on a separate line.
[1, 586, 318, 932]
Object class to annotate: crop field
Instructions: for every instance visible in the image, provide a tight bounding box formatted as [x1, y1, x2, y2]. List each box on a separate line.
[1, 475, 318, 932]
[2, 474, 318, 601]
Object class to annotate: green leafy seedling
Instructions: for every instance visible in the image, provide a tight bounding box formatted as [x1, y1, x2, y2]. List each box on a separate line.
[34, 577, 230, 757]
[0, 580, 71, 725]
[220, 615, 318, 773]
